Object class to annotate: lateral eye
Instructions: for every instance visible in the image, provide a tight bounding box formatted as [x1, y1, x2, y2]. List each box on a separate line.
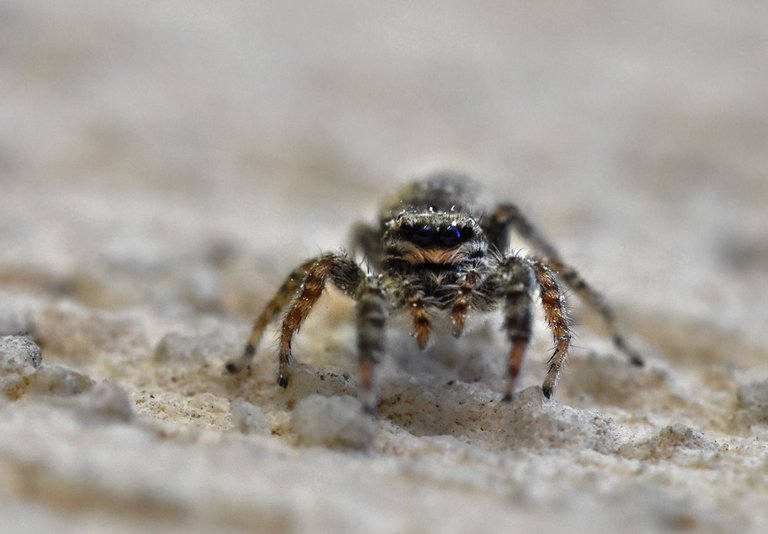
[412, 224, 435, 246]
[438, 225, 462, 247]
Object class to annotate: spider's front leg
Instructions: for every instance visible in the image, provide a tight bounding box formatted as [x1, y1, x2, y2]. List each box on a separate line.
[401, 280, 432, 350]
[450, 269, 481, 338]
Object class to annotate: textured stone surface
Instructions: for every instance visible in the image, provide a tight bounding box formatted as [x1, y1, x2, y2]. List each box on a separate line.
[0, 335, 42, 369]
[1, 1, 767, 532]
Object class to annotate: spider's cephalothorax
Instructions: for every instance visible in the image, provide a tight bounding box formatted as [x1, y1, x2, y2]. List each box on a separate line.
[226, 171, 643, 411]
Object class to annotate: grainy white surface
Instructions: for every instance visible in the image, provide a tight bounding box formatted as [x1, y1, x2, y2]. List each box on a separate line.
[1, 1, 768, 532]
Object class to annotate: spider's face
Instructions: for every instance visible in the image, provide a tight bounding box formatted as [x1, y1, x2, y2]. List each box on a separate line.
[383, 212, 487, 266]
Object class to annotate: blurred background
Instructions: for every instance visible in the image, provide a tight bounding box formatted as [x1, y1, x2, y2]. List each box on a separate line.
[1, 0, 767, 352]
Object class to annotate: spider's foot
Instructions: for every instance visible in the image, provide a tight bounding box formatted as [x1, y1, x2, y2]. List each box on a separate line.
[277, 373, 290, 388]
[542, 385, 553, 399]
[501, 392, 513, 403]
[415, 332, 430, 351]
[361, 401, 377, 415]
[613, 335, 644, 367]
[225, 360, 242, 374]
[226, 344, 257, 374]
[450, 315, 465, 338]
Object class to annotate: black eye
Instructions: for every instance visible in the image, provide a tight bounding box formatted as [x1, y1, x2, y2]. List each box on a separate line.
[438, 225, 461, 247]
[412, 224, 435, 246]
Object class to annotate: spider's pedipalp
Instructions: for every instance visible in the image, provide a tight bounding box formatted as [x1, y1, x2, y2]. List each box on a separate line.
[402, 281, 432, 349]
[451, 269, 480, 337]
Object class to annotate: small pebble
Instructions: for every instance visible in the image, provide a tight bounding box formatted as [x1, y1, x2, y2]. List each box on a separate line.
[0, 335, 42, 368]
[75, 381, 134, 423]
[292, 394, 375, 449]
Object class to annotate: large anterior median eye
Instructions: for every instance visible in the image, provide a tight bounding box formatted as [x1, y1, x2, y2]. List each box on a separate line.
[438, 225, 461, 247]
[412, 224, 436, 246]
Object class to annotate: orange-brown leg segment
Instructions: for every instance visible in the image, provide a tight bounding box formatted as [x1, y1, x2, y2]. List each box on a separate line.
[403, 283, 431, 350]
[225, 257, 318, 374]
[506, 341, 528, 401]
[533, 261, 572, 398]
[451, 270, 479, 337]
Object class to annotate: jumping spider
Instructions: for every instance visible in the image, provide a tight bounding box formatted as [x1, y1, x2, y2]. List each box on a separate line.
[226, 171, 643, 410]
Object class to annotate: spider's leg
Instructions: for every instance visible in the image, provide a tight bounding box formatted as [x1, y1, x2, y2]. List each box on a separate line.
[276, 253, 365, 388]
[402, 281, 431, 350]
[484, 203, 560, 259]
[356, 275, 389, 412]
[544, 257, 643, 366]
[532, 260, 572, 398]
[485, 202, 643, 366]
[450, 269, 481, 337]
[225, 256, 318, 374]
[486, 257, 536, 401]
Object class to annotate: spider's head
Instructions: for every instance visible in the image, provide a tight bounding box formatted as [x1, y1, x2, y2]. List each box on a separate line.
[382, 211, 488, 266]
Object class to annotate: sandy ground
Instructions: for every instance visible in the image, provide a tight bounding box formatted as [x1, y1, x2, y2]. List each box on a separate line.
[2, 1, 768, 532]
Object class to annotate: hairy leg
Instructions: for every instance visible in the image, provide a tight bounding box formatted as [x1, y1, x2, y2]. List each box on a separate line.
[275, 253, 365, 387]
[225, 256, 318, 374]
[544, 258, 643, 366]
[485, 202, 643, 366]
[356, 275, 388, 412]
[450, 269, 481, 337]
[493, 257, 535, 401]
[226, 253, 367, 386]
[532, 260, 572, 398]
[401, 281, 431, 349]
[484, 203, 560, 259]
